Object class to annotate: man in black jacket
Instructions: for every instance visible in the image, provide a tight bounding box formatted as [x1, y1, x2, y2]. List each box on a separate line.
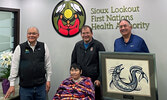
[71, 25, 105, 100]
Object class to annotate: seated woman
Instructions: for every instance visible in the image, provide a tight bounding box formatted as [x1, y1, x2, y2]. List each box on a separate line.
[53, 63, 95, 100]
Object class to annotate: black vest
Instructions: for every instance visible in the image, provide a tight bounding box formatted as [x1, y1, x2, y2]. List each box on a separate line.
[19, 41, 46, 87]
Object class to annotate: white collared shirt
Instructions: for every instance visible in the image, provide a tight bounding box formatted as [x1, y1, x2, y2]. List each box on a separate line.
[8, 42, 52, 86]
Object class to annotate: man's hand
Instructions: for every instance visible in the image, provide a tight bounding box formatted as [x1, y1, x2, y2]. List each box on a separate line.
[94, 80, 101, 86]
[46, 81, 50, 93]
[4, 86, 15, 99]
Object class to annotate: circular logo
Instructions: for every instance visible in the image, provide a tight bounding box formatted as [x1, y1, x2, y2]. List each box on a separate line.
[52, 0, 86, 37]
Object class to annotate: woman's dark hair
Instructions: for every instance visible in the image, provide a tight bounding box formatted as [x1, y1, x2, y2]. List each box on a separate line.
[70, 63, 82, 71]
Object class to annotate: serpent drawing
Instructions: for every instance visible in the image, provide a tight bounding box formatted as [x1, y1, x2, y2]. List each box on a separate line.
[109, 64, 148, 92]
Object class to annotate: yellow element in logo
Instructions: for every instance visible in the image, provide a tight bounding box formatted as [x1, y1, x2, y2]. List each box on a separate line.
[64, 9, 73, 19]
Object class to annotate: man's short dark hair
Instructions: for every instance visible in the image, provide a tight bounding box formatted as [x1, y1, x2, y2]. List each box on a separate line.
[119, 19, 132, 26]
[80, 25, 92, 33]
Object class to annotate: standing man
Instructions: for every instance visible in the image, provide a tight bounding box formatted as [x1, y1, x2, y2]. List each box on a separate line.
[114, 19, 149, 53]
[5, 27, 52, 100]
[71, 25, 105, 100]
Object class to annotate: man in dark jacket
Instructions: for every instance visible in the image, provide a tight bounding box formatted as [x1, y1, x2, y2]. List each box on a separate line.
[71, 25, 105, 100]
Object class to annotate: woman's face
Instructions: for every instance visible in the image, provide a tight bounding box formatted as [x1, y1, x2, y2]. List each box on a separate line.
[70, 67, 82, 80]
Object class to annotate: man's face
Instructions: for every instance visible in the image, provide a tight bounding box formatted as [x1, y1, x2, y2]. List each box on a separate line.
[81, 27, 93, 43]
[27, 27, 39, 44]
[119, 20, 132, 36]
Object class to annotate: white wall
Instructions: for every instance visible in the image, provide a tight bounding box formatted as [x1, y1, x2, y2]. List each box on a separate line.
[0, 0, 167, 100]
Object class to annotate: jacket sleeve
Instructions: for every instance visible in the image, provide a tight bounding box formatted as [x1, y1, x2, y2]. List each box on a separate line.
[44, 43, 52, 82]
[114, 40, 117, 52]
[97, 42, 105, 81]
[8, 45, 20, 86]
[71, 44, 77, 64]
[141, 40, 149, 53]
[99, 42, 105, 51]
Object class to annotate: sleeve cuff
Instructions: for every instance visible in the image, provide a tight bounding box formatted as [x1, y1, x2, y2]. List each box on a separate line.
[10, 81, 15, 86]
[46, 76, 51, 81]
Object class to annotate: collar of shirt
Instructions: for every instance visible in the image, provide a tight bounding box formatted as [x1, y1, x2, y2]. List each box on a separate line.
[121, 34, 134, 44]
[28, 41, 37, 51]
[84, 42, 90, 49]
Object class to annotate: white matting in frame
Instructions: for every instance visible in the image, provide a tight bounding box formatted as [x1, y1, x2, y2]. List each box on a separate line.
[106, 58, 151, 97]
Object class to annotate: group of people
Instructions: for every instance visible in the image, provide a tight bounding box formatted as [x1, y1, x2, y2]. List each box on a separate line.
[4, 19, 149, 100]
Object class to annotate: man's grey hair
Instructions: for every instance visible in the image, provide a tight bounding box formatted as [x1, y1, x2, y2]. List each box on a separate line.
[119, 19, 132, 26]
[27, 26, 39, 33]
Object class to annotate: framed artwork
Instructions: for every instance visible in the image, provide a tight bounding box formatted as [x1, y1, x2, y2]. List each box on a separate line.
[99, 52, 158, 100]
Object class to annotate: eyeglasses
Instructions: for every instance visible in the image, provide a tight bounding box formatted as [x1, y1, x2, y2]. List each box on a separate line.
[119, 24, 128, 29]
[27, 32, 38, 35]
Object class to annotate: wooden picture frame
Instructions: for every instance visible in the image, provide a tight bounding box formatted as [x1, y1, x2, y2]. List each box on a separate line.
[99, 52, 158, 100]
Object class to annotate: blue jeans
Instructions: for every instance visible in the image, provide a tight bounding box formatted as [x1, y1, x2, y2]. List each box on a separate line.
[19, 83, 46, 100]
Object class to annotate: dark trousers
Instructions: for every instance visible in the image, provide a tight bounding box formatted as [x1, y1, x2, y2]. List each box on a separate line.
[95, 85, 103, 100]
[10, 96, 20, 100]
[19, 84, 46, 100]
